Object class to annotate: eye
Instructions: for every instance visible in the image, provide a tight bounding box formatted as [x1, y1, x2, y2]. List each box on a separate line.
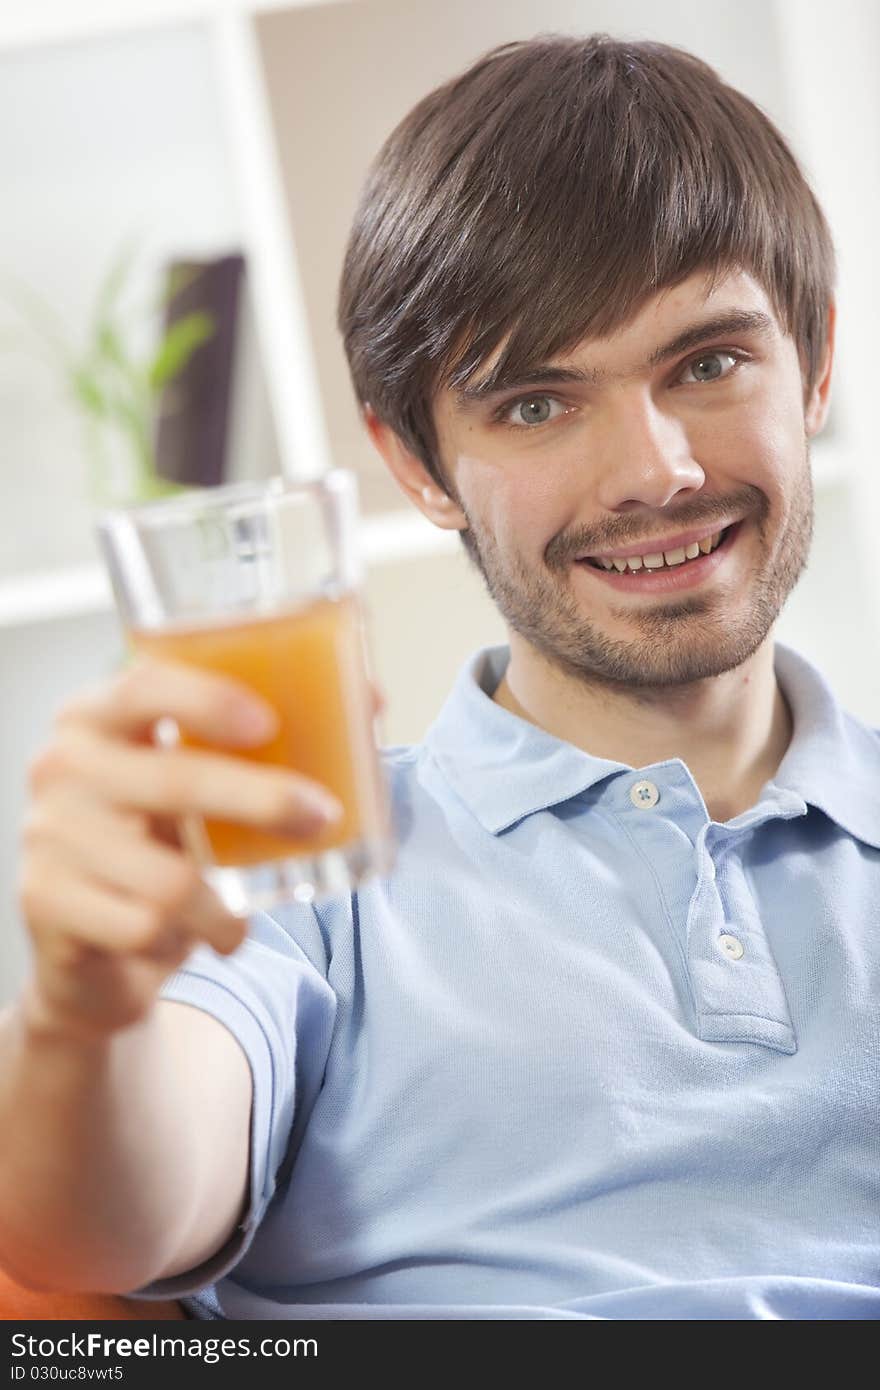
[502, 395, 567, 427]
[678, 350, 741, 385]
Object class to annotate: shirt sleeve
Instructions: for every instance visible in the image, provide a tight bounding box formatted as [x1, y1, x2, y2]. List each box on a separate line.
[129, 904, 337, 1300]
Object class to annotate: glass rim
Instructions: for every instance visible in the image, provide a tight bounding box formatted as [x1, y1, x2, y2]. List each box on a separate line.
[95, 468, 356, 533]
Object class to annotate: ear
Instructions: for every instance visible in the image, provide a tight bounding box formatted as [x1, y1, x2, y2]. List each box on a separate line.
[362, 405, 468, 532]
[805, 298, 836, 438]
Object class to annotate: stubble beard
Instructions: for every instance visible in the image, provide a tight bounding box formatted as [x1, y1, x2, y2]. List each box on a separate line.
[456, 443, 815, 696]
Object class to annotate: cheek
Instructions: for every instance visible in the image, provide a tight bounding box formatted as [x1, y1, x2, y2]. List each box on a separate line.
[451, 451, 534, 538]
[740, 414, 804, 509]
[742, 366, 807, 478]
[466, 467, 565, 558]
[691, 382, 800, 499]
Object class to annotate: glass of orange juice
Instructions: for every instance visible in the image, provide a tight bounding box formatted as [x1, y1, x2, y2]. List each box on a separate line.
[95, 471, 395, 913]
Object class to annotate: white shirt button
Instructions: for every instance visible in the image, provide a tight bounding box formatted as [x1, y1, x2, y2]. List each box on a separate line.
[630, 779, 660, 809]
[718, 933, 744, 960]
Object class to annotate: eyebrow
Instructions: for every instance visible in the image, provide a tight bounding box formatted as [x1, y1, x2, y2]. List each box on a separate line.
[453, 309, 777, 407]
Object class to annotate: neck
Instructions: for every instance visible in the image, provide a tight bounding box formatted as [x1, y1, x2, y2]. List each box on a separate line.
[492, 635, 793, 824]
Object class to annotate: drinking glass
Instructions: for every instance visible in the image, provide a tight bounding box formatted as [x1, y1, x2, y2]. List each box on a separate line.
[96, 470, 395, 913]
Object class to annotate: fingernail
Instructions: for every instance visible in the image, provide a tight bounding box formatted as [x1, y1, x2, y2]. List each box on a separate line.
[239, 703, 279, 741]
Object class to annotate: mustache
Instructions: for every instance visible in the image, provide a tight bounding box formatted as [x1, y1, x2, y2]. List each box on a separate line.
[557, 489, 766, 563]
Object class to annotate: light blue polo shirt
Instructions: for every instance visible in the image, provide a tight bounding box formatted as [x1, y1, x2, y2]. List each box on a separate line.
[137, 638, 880, 1320]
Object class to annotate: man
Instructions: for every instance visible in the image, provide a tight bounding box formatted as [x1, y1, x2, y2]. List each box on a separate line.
[1, 35, 877, 1321]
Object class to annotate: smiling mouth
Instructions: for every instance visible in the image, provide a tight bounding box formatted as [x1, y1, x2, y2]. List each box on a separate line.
[582, 525, 731, 572]
[572, 520, 743, 591]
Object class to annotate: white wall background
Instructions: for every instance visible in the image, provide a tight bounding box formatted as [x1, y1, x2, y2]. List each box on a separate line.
[0, 0, 877, 1001]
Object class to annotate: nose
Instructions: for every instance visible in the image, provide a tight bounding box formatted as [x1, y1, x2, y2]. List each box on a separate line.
[592, 395, 706, 513]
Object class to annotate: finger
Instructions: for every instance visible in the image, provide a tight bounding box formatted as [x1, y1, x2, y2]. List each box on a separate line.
[21, 849, 183, 955]
[33, 725, 344, 831]
[54, 657, 280, 748]
[134, 923, 197, 971]
[129, 882, 246, 959]
[166, 880, 247, 956]
[27, 791, 222, 936]
[21, 844, 244, 958]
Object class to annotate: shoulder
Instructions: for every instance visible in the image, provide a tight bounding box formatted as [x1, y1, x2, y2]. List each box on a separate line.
[378, 740, 430, 797]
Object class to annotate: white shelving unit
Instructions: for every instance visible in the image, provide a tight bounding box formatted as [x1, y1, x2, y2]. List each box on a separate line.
[1, 0, 878, 1000]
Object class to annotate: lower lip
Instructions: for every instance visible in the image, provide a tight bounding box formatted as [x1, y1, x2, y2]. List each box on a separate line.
[574, 521, 743, 595]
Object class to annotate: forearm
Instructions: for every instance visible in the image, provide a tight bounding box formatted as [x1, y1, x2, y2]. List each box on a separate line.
[0, 995, 205, 1293]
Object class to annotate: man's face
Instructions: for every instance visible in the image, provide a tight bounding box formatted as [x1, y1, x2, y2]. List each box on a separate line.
[432, 268, 828, 693]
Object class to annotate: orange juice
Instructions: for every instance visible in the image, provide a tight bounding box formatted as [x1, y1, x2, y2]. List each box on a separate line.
[131, 591, 389, 869]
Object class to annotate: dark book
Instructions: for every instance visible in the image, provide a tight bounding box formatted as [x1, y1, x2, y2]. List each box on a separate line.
[153, 252, 245, 487]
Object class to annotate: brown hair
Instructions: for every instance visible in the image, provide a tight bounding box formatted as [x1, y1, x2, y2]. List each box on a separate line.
[338, 33, 835, 529]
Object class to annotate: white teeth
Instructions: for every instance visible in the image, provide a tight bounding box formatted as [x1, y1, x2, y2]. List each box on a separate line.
[663, 546, 687, 566]
[589, 526, 727, 572]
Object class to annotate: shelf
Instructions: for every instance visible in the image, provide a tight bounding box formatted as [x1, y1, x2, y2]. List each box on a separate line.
[0, 509, 461, 629]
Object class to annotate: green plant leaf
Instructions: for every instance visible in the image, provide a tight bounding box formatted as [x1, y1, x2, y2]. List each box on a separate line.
[165, 263, 206, 305]
[89, 313, 160, 453]
[95, 319, 129, 369]
[129, 263, 210, 324]
[91, 235, 141, 335]
[92, 319, 148, 412]
[4, 243, 220, 507]
[115, 394, 154, 463]
[136, 472, 188, 502]
[147, 311, 215, 390]
[70, 367, 108, 418]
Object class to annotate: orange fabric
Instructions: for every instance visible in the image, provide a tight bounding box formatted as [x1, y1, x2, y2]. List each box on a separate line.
[0, 1266, 184, 1321]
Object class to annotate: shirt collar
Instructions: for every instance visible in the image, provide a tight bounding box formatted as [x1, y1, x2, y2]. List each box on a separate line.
[423, 639, 880, 848]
